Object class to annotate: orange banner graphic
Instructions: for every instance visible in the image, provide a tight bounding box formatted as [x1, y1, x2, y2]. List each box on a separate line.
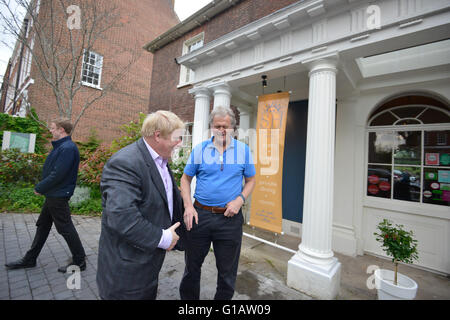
[249, 92, 290, 233]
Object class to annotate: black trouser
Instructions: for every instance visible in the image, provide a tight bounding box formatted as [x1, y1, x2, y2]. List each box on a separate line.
[24, 197, 86, 264]
[179, 206, 243, 300]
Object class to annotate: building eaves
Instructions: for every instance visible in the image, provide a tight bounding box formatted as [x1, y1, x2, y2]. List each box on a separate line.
[143, 0, 242, 53]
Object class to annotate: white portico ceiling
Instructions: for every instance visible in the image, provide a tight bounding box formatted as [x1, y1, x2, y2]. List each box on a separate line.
[177, 0, 450, 91]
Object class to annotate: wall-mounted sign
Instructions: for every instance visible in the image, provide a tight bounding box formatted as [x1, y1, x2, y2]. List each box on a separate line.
[1, 131, 36, 153]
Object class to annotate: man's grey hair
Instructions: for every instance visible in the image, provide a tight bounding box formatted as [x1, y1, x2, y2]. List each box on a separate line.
[209, 106, 236, 128]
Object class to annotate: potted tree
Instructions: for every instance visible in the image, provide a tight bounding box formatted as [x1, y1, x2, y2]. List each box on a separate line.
[373, 219, 419, 300]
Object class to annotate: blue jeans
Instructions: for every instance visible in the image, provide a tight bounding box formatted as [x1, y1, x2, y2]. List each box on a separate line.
[179, 206, 243, 300]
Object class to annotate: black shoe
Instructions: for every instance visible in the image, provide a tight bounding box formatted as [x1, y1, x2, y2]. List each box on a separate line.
[57, 260, 86, 273]
[5, 258, 37, 270]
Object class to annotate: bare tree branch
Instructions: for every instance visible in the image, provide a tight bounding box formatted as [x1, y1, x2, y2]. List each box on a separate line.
[1, 0, 141, 133]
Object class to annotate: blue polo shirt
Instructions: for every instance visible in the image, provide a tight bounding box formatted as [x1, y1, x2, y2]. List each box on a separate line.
[184, 137, 256, 207]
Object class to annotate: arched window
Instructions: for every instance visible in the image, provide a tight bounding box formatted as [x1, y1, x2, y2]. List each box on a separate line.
[366, 95, 450, 207]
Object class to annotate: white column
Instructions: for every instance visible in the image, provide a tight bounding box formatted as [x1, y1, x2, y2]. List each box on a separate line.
[189, 86, 211, 148]
[211, 82, 231, 109]
[287, 57, 341, 300]
[237, 107, 252, 145]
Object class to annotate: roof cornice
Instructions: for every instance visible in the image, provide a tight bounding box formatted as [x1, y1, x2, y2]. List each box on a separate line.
[144, 0, 243, 53]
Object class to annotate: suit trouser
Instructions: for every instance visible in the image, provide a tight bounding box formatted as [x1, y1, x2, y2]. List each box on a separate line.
[180, 206, 243, 300]
[24, 197, 86, 263]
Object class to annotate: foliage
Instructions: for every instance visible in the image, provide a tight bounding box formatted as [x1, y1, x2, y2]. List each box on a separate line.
[374, 219, 419, 285]
[78, 145, 113, 188]
[169, 146, 190, 187]
[0, 110, 50, 154]
[110, 112, 146, 153]
[70, 198, 102, 216]
[0, 182, 45, 213]
[0, 149, 46, 184]
[75, 129, 102, 162]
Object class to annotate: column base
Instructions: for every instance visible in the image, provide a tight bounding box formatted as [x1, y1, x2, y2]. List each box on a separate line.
[287, 252, 341, 300]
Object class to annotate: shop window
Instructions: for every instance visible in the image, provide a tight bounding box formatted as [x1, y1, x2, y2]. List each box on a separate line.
[367, 97, 450, 207]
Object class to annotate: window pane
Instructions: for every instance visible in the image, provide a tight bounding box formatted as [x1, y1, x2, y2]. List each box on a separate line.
[419, 108, 450, 124]
[393, 131, 421, 165]
[423, 168, 450, 206]
[367, 165, 391, 199]
[393, 166, 421, 202]
[368, 132, 393, 164]
[370, 112, 397, 126]
[424, 130, 450, 166]
[391, 107, 424, 119]
[394, 119, 421, 125]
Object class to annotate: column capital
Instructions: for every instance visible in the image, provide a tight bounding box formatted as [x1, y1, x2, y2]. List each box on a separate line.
[207, 81, 231, 97]
[302, 53, 339, 76]
[188, 86, 211, 98]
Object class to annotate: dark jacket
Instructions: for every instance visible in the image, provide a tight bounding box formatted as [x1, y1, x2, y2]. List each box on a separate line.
[96, 138, 185, 300]
[35, 136, 80, 198]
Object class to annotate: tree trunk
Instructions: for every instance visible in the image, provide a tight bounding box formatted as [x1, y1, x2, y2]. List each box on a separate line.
[394, 261, 398, 286]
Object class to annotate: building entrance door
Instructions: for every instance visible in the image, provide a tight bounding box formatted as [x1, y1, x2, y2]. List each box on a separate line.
[282, 100, 308, 224]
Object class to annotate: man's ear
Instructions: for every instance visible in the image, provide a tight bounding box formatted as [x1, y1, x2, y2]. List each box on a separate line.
[154, 130, 161, 142]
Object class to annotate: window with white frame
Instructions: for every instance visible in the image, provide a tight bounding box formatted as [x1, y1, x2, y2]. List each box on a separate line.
[366, 103, 450, 207]
[181, 122, 193, 148]
[179, 33, 204, 86]
[81, 50, 103, 89]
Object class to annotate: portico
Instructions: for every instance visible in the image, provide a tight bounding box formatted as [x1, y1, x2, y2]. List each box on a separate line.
[175, 0, 450, 298]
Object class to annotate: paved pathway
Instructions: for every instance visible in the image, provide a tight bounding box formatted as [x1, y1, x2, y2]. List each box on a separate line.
[0, 212, 309, 300]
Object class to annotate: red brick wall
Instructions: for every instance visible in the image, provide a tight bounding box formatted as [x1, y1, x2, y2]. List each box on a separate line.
[28, 0, 179, 143]
[148, 0, 299, 123]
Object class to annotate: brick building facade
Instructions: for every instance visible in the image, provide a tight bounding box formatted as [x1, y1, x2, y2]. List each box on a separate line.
[1, 0, 179, 143]
[147, 0, 298, 123]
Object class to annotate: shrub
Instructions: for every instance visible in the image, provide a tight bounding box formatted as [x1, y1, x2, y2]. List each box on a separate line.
[78, 145, 113, 187]
[70, 197, 102, 216]
[0, 149, 46, 184]
[75, 129, 102, 162]
[110, 112, 146, 153]
[0, 182, 45, 213]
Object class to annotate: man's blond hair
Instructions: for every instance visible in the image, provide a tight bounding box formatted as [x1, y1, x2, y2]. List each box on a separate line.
[141, 110, 185, 138]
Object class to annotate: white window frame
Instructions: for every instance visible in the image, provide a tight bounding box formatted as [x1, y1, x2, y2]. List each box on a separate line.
[81, 50, 103, 90]
[365, 104, 450, 210]
[178, 32, 204, 87]
[181, 122, 193, 148]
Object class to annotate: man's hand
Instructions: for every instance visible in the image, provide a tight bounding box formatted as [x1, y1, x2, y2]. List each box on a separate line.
[224, 197, 244, 217]
[166, 222, 180, 251]
[183, 206, 198, 231]
[34, 191, 41, 196]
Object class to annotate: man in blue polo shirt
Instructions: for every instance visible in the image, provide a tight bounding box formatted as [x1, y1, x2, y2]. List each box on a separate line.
[179, 106, 256, 300]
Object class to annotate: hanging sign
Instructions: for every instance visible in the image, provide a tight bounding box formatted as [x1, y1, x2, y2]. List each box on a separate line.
[249, 92, 290, 233]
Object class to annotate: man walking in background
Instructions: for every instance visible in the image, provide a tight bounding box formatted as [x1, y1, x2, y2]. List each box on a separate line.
[5, 120, 86, 273]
